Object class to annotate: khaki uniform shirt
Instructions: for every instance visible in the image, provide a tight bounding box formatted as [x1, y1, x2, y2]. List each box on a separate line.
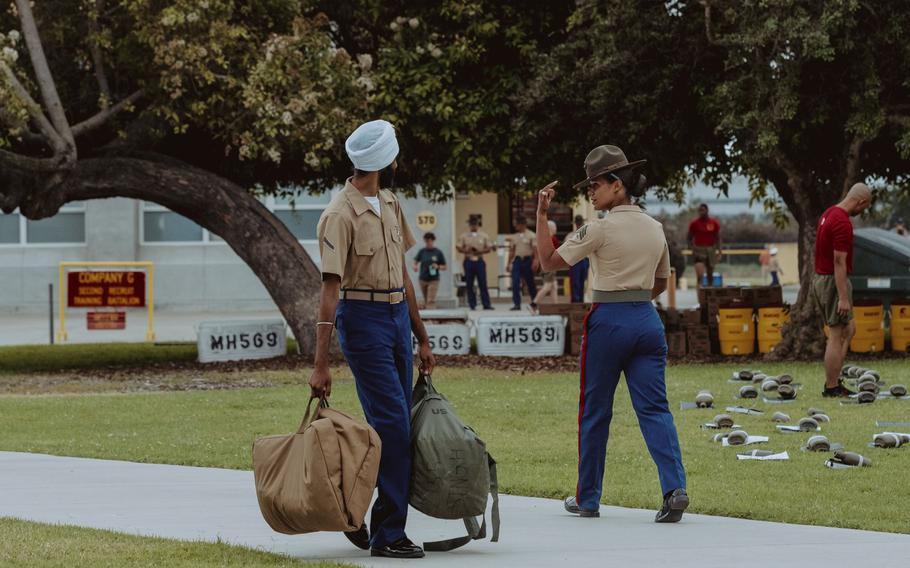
[556, 205, 669, 291]
[509, 229, 536, 258]
[458, 230, 492, 261]
[317, 180, 416, 290]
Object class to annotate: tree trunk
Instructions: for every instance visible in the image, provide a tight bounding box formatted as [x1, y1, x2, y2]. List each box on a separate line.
[770, 213, 826, 360]
[0, 152, 323, 357]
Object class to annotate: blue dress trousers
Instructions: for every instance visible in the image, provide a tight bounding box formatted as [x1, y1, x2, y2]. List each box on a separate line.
[511, 257, 538, 307]
[336, 295, 413, 548]
[463, 259, 492, 309]
[575, 301, 686, 511]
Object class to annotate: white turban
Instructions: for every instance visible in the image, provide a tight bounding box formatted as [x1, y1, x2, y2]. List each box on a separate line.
[345, 119, 399, 172]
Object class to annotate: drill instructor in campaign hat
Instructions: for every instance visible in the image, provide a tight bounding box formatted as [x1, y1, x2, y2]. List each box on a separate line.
[535, 145, 689, 523]
[311, 119, 435, 559]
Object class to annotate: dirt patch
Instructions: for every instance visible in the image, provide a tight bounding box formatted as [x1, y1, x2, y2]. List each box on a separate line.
[0, 370, 277, 395]
[2, 349, 903, 395]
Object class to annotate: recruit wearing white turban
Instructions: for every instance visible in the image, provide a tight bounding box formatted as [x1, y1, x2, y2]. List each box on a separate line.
[345, 119, 399, 172]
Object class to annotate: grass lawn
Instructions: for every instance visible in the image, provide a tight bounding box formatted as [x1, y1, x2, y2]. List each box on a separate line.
[1, 353, 909, 535]
[0, 517, 352, 568]
[0, 343, 199, 374]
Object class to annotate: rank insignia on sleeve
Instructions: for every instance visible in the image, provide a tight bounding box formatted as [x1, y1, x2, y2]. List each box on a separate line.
[572, 225, 588, 241]
[322, 237, 335, 251]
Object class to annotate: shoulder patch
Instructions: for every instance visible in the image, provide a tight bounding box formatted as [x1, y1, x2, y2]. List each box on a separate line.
[571, 225, 588, 242]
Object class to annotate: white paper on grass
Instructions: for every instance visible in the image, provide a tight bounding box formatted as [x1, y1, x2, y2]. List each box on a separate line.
[737, 450, 789, 461]
[722, 435, 769, 447]
[777, 425, 821, 433]
[702, 423, 741, 430]
[725, 406, 764, 415]
[876, 421, 910, 428]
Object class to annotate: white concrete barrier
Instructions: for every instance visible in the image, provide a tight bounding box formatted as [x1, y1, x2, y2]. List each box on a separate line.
[414, 309, 471, 355]
[476, 315, 565, 357]
[197, 320, 286, 363]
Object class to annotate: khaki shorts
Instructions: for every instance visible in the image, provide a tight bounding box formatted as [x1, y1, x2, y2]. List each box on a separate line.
[419, 279, 439, 309]
[692, 246, 717, 266]
[810, 274, 853, 327]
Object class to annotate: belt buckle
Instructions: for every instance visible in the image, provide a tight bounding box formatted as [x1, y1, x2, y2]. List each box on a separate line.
[389, 291, 404, 304]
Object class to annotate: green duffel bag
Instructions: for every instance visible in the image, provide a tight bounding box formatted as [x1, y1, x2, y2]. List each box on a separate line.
[410, 372, 500, 552]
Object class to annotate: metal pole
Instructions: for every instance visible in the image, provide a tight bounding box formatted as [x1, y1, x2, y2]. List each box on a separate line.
[668, 267, 677, 310]
[49, 283, 54, 345]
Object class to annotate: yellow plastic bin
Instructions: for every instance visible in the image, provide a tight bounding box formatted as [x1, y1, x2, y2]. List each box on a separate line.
[719, 305, 755, 356]
[850, 300, 885, 353]
[891, 299, 910, 352]
[757, 305, 789, 354]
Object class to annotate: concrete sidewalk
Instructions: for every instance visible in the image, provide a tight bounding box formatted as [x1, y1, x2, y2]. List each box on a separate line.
[0, 451, 907, 567]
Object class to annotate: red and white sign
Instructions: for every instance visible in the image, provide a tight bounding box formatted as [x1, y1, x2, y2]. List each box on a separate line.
[87, 311, 126, 330]
[67, 271, 146, 308]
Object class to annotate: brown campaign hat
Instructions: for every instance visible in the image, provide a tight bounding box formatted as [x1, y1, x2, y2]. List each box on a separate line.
[573, 145, 646, 189]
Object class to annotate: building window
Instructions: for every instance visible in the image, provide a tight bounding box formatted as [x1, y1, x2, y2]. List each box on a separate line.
[0, 203, 86, 245]
[143, 209, 205, 243]
[0, 213, 19, 243]
[140, 189, 337, 246]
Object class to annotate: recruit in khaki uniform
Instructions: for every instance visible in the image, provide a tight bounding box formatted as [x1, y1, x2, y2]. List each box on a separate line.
[310, 120, 434, 560]
[456, 218, 494, 310]
[506, 218, 538, 310]
[535, 145, 688, 524]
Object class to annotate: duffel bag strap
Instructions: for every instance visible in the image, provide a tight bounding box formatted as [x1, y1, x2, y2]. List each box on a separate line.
[489, 453, 500, 542]
[297, 396, 328, 432]
[422, 453, 499, 552]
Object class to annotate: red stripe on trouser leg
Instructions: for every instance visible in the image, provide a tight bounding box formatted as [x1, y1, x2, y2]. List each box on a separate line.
[576, 303, 599, 503]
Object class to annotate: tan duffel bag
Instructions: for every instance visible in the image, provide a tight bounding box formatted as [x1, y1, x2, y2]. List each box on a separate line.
[253, 397, 381, 534]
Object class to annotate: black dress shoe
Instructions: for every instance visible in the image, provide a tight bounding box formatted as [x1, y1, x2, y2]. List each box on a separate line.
[343, 524, 369, 550]
[655, 488, 689, 523]
[371, 537, 425, 559]
[563, 496, 599, 517]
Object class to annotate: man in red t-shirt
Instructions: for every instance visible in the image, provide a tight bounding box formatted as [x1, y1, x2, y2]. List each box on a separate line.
[811, 183, 872, 397]
[687, 204, 722, 287]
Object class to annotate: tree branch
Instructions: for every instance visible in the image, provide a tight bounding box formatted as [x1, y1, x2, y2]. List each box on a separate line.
[72, 89, 145, 138]
[0, 60, 68, 154]
[14, 0, 75, 155]
[842, 132, 865, 197]
[886, 114, 910, 128]
[700, 0, 732, 46]
[87, 0, 111, 102]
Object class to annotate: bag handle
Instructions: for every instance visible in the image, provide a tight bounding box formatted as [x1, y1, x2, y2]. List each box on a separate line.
[298, 396, 328, 433]
[417, 371, 438, 394]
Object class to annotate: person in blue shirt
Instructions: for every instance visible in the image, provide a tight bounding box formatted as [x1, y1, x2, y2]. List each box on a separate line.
[569, 215, 590, 302]
[412, 232, 447, 308]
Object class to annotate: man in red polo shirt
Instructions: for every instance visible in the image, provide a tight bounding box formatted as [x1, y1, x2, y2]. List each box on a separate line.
[811, 183, 872, 397]
[687, 204, 722, 287]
